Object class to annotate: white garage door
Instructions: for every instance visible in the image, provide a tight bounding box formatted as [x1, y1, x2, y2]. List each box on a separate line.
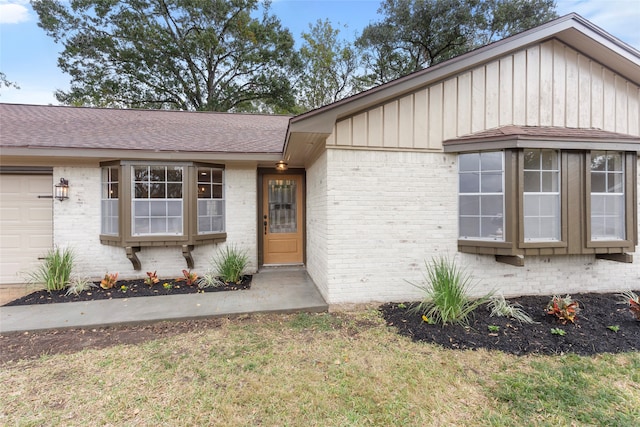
[0, 174, 53, 284]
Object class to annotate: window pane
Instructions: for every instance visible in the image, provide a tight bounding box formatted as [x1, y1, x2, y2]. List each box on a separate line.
[167, 183, 182, 198]
[608, 173, 623, 192]
[458, 151, 504, 241]
[607, 152, 623, 171]
[459, 195, 479, 216]
[459, 217, 480, 239]
[460, 173, 479, 193]
[524, 150, 560, 241]
[591, 151, 624, 241]
[481, 172, 502, 193]
[150, 202, 166, 217]
[134, 166, 148, 181]
[591, 151, 606, 171]
[524, 171, 540, 192]
[131, 165, 184, 236]
[481, 195, 503, 216]
[591, 173, 606, 193]
[167, 167, 182, 182]
[135, 183, 149, 198]
[541, 149, 557, 170]
[197, 168, 225, 235]
[149, 183, 165, 198]
[481, 217, 502, 238]
[459, 153, 479, 172]
[481, 152, 502, 171]
[542, 172, 558, 192]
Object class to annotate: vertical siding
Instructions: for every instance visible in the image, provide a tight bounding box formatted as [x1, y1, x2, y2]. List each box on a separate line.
[328, 39, 640, 150]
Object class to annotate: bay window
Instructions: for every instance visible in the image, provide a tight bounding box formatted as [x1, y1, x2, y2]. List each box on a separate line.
[447, 142, 637, 265]
[100, 161, 226, 256]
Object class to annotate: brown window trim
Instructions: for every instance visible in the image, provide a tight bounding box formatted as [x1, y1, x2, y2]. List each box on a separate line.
[455, 149, 637, 265]
[99, 160, 227, 270]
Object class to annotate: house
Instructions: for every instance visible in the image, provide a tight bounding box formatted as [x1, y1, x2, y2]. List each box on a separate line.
[1, 13, 639, 305]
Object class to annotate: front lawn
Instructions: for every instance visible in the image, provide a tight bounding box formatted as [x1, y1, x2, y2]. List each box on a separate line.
[1, 311, 638, 426]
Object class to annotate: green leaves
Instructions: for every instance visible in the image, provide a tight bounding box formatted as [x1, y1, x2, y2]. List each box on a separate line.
[33, 0, 300, 112]
[28, 247, 74, 291]
[356, 0, 557, 86]
[410, 255, 492, 326]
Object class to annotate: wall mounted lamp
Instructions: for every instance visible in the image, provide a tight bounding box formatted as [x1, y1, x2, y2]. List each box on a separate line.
[54, 178, 69, 201]
[275, 160, 288, 171]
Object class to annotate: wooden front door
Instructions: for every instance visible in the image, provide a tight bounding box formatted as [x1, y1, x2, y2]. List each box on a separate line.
[262, 174, 303, 264]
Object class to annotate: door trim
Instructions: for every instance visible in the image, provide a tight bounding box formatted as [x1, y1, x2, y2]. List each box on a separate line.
[257, 168, 306, 266]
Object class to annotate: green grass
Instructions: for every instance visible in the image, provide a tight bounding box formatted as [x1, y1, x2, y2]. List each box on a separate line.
[28, 246, 74, 291]
[1, 311, 638, 426]
[411, 256, 492, 325]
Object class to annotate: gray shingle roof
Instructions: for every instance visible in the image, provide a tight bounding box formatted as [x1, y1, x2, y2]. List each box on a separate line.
[0, 104, 290, 154]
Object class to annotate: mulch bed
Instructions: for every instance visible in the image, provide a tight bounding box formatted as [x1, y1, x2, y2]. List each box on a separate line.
[380, 291, 640, 356]
[3, 275, 251, 307]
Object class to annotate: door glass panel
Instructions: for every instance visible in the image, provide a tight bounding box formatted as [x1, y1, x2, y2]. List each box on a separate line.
[268, 179, 297, 233]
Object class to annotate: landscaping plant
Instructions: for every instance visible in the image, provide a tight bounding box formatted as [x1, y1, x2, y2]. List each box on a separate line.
[196, 271, 224, 289]
[28, 246, 74, 291]
[144, 271, 159, 286]
[177, 269, 198, 286]
[546, 295, 579, 324]
[618, 290, 640, 320]
[65, 277, 95, 296]
[212, 245, 249, 283]
[410, 256, 493, 326]
[100, 272, 118, 289]
[488, 294, 536, 324]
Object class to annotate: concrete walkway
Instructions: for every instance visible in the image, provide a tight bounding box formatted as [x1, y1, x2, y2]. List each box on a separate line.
[0, 268, 327, 334]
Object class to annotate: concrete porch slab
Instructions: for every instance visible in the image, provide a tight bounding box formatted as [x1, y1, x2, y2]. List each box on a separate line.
[0, 268, 327, 334]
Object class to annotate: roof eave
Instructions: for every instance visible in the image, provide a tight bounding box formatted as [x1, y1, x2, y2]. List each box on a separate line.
[0, 147, 283, 162]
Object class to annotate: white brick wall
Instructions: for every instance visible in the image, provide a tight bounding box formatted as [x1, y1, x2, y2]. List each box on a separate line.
[306, 151, 329, 300]
[52, 165, 258, 281]
[310, 148, 640, 304]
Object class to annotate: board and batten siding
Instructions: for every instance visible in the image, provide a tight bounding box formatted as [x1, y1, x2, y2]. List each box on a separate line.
[327, 39, 640, 150]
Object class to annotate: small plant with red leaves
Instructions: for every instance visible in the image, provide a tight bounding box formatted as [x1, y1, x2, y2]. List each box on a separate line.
[176, 269, 198, 286]
[100, 272, 118, 290]
[618, 290, 640, 321]
[546, 295, 579, 324]
[144, 271, 160, 286]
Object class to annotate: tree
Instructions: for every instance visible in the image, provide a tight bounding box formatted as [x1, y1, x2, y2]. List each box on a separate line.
[32, 0, 301, 112]
[296, 19, 363, 111]
[0, 72, 20, 94]
[356, 0, 557, 86]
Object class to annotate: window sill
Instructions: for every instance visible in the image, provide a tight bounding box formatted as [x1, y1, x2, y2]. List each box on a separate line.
[100, 233, 227, 270]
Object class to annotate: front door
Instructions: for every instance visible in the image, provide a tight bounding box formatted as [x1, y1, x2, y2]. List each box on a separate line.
[262, 174, 303, 264]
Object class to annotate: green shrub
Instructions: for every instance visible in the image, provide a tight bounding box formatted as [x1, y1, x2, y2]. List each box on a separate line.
[212, 245, 249, 283]
[410, 256, 492, 326]
[28, 247, 74, 291]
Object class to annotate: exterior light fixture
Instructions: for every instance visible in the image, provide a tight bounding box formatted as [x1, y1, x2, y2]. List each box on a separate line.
[275, 160, 288, 171]
[54, 178, 69, 201]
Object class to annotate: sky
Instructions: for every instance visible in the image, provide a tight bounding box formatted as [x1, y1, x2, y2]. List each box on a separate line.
[1, 0, 639, 105]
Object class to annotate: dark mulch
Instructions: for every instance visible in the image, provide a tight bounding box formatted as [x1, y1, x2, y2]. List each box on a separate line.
[3, 275, 252, 307]
[380, 291, 640, 356]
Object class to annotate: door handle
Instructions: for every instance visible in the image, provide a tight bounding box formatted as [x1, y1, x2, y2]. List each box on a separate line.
[264, 220, 267, 235]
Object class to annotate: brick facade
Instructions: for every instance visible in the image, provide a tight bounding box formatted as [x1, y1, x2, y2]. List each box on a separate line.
[52, 165, 258, 281]
[305, 148, 640, 305]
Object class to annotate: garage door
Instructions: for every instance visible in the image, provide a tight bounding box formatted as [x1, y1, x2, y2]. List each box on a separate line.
[0, 174, 53, 284]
